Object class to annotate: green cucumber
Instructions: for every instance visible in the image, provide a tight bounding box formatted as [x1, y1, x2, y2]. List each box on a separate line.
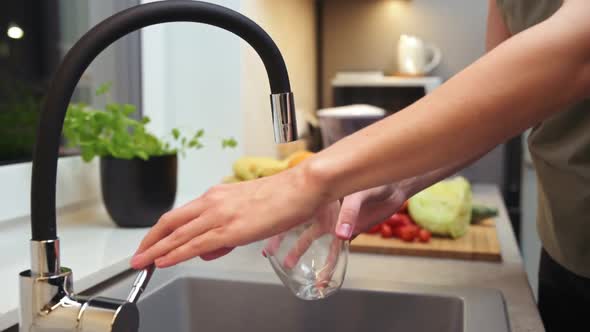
[471, 204, 498, 224]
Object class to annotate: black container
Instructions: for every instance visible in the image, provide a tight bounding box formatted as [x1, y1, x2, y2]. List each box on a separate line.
[100, 154, 177, 228]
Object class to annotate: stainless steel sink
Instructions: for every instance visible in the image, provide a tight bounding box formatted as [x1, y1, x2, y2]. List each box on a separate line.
[138, 278, 463, 332]
[92, 267, 510, 332]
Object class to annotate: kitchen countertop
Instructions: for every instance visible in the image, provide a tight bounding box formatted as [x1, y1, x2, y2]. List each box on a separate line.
[0, 184, 544, 331]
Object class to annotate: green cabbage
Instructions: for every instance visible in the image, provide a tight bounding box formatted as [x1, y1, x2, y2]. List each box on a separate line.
[408, 176, 472, 239]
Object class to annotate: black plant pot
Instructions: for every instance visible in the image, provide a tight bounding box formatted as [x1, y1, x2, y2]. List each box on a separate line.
[100, 154, 177, 228]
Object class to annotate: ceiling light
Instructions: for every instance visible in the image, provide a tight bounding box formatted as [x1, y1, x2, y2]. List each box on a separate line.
[7, 24, 24, 40]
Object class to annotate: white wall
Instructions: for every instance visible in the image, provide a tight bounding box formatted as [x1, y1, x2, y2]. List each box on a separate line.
[0, 157, 99, 222]
[142, 0, 243, 198]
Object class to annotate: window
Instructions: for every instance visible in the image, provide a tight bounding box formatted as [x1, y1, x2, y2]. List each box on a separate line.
[0, 0, 141, 221]
[0, 0, 61, 164]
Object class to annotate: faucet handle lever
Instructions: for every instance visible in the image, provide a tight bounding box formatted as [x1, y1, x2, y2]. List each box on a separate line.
[127, 264, 155, 303]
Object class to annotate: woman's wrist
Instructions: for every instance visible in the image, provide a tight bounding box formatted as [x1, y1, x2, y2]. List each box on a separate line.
[300, 153, 419, 204]
[298, 155, 343, 203]
[396, 178, 417, 202]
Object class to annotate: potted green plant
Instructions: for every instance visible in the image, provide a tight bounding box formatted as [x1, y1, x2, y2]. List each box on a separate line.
[63, 83, 236, 228]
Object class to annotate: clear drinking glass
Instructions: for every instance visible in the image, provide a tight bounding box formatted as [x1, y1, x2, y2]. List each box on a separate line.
[264, 201, 349, 300]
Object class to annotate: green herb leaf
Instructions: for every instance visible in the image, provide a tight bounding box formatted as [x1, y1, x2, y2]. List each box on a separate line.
[137, 151, 149, 160]
[122, 104, 136, 116]
[172, 128, 180, 140]
[95, 82, 113, 96]
[222, 137, 238, 149]
[81, 147, 95, 162]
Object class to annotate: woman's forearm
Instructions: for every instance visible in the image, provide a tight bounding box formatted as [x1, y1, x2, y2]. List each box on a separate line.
[399, 152, 486, 200]
[304, 1, 590, 202]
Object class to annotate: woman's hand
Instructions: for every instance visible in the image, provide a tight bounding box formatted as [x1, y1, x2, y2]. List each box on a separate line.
[334, 183, 409, 239]
[130, 165, 330, 270]
[262, 183, 409, 267]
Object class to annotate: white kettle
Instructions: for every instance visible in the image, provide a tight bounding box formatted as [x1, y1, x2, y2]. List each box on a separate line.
[397, 34, 442, 76]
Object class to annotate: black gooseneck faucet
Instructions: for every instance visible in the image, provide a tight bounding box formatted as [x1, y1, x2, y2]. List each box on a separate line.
[19, 2, 297, 331]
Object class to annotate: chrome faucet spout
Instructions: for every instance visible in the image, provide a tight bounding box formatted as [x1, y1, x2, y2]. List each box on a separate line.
[21, 1, 297, 331]
[271, 92, 297, 143]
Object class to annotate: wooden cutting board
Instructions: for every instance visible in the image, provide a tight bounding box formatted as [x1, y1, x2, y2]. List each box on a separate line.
[350, 219, 502, 262]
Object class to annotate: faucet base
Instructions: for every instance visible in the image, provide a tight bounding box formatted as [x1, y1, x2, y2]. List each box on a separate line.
[19, 267, 139, 332]
[19, 267, 80, 331]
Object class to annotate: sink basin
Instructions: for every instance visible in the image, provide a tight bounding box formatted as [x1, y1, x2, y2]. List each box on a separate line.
[139, 278, 463, 332]
[91, 267, 510, 332]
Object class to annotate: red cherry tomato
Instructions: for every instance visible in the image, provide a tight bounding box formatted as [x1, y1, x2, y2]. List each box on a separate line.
[399, 225, 419, 242]
[391, 225, 403, 238]
[381, 224, 394, 238]
[367, 223, 382, 234]
[399, 213, 414, 226]
[386, 214, 403, 227]
[387, 213, 412, 227]
[418, 229, 432, 243]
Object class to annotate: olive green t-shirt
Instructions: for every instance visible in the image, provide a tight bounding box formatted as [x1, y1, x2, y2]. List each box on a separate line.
[497, 0, 590, 278]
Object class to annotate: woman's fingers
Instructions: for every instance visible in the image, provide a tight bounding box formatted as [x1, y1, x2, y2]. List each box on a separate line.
[201, 247, 234, 261]
[154, 229, 224, 268]
[316, 236, 342, 289]
[283, 223, 324, 269]
[131, 220, 199, 269]
[134, 197, 205, 256]
[335, 195, 362, 240]
[131, 208, 216, 270]
[334, 185, 407, 238]
[282, 202, 340, 268]
[263, 233, 286, 257]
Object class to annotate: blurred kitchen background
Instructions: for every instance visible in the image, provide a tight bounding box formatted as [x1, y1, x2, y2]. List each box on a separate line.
[0, 0, 541, 296]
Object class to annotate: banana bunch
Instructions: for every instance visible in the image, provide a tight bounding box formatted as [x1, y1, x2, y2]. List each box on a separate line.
[222, 151, 314, 183]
